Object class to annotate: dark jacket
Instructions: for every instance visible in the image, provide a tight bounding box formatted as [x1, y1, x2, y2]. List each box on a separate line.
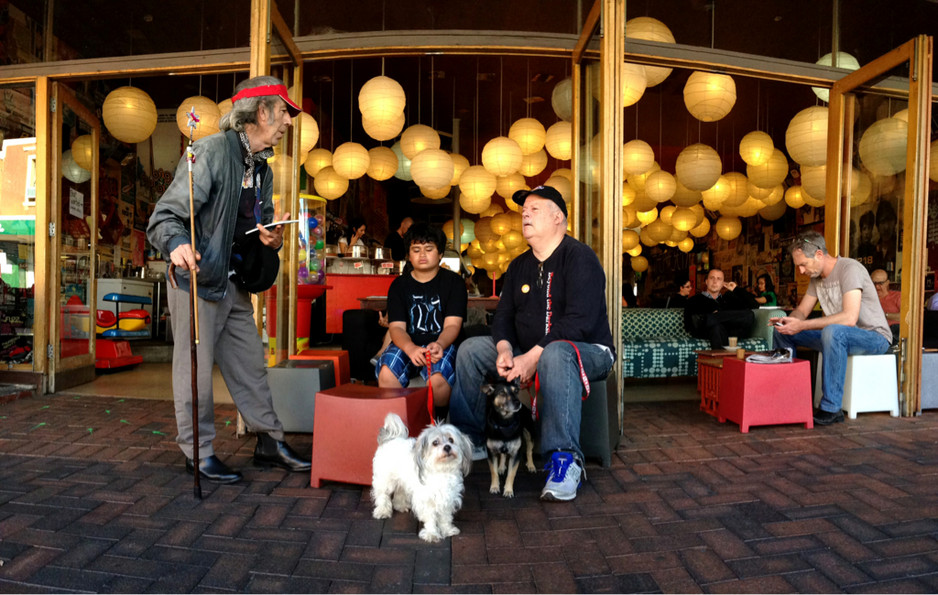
[683, 287, 757, 334]
[493, 235, 615, 357]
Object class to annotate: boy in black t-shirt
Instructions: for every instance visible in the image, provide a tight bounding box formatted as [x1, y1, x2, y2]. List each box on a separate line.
[375, 223, 468, 419]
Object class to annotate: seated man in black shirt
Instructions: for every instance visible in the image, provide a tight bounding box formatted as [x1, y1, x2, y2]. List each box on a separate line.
[684, 268, 757, 349]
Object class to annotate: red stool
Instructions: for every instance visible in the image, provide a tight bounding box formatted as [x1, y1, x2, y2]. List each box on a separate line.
[291, 349, 351, 387]
[718, 358, 814, 433]
[310, 383, 431, 488]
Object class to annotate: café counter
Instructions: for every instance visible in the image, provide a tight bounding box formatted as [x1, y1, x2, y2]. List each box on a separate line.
[325, 273, 397, 333]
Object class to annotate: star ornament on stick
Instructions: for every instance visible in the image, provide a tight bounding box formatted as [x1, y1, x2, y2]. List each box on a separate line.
[186, 106, 200, 133]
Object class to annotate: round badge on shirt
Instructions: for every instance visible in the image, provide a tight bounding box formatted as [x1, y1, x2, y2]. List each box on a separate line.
[522, 284, 530, 293]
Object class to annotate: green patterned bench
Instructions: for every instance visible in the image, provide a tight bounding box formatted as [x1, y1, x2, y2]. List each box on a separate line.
[621, 307, 785, 379]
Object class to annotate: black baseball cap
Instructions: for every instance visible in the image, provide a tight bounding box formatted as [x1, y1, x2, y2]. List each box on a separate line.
[511, 185, 567, 218]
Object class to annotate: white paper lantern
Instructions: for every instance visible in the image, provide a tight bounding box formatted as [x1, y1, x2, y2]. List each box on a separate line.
[675, 143, 722, 191]
[645, 170, 676, 203]
[621, 62, 647, 107]
[761, 184, 786, 207]
[449, 153, 471, 186]
[304, 148, 332, 177]
[332, 142, 370, 180]
[785, 186, 806, 208]
[636, 208, 658, 226]
[61, 149, 91, 183]
[217, 98, 232, 118]
[482, 136, 523, 176]
[358, 75, 406, 123]
[659, 205, 676, 225]
[459, 190, 492, 215]
[518, 149, 548, 177]
[622, 182, 636, 206]
[421, 184, 452, 200]
[671, 207, 698, 232]
[544, 121, 572, 160]
[671, 179, 702, 207]
[551, 78, 573, 122]
[785, 106, 829, 167]
[715, 216, 742, 240]
[313, 166, 348, 200]
[802, 186, 826, 208]
[690, 217, 711, 238]
[459, 165, 497, 204]
[391, 142, 413, 181]
[103, 86, 157, 144]
[363, 112, 405, 141]
[858, 117, 908, 176]
[722, 172, 750, 208]
[508, 118, 546, 155]
[366, 146, 398, 181]
[683, 72, 736, 122]
[545, 175, 572, 203]
[175, 96, 221, 141]
[812, 52, 861, 103]
[747, 181, 774, 200]
[71, 135, 94, 171]
[400, 124, 440, 159]
[625, 17, 675, 87]
[852, 170, 872, 205]
[631, 255, 649, 272]
[800, 165, 827, 201]
[496, 173, 527, 200]
[739, 130, 774, 167]
[298, 112, 320, 155]
[747, 148, 789, 189]
[410, 148, 454, 189]
[760, 198, 788, 221]
[623, 139, 655, 176]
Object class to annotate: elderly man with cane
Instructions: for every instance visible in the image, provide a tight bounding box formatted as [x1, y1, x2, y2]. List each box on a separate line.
[147, 76, 310, 484]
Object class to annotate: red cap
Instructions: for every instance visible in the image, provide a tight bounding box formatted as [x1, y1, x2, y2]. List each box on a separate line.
[231, 84, 301, 117]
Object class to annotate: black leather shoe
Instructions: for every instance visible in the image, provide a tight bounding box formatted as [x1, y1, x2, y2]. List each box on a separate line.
[813, 409, 845, 426]
[185, 455, 243, 484]
[254, 433, 311, 472]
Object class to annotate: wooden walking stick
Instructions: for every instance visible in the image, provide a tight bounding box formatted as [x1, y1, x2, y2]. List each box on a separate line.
[185, 106, 202, 500]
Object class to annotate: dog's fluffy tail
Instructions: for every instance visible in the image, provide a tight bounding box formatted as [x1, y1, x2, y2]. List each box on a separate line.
[377, 413, 408, 445]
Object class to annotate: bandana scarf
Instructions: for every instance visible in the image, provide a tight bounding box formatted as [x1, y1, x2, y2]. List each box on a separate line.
[238, 130, 275, 189]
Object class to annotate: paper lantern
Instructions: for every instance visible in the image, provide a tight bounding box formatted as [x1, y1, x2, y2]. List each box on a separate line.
[636, 208, 658, 225]
[784, 186, 806, 208]
[802, 186, 826, 208]
[760, 198, 788, 221]
[739, 130, 774, 167]
[669, 227, 688, 243]
[71, 135, 94, 171]
[519, 149, 548, 177]
[621, 62, 647, 107]
[627, 161, 660, 190]
[400, 124, 440, 160]
[675, 143, 722, 191]
[747, 181, 774, 200]
[552, 167, 573, 182]
[851, 171, 872, 206]
[701, 175, 730, 206]
[175, 96, 221, 141]
[622, 206, 639, 229]
[508, 118, 546, 155]
[61, 149, 91, 183]
[449, 153, 471, 186]
[391, 142, 413, 181]
[366, 146, 398, 181]
[715, 216, 742, 240]
[304, 148, 332, 177]
[858, 118, 908, 176]
[800, 165, 827, 201]
[501, 229, 524, 250]
[646, 218, 672, 242]
[217, 98, 232, 118]
[474, 217, 496, 243]
[785, 106, 829, 167]
[482, 136, 523, 176]
[721, 172, 749, 208]
[490, 213, 513, 236]
[761, 184, 786, 206]
[625, 17, 675, 87]
[690, 217, 711, 238]
[812, 52, 860, 103]
[363, 112, 405, 141]
[892, 109, 909, 123]
[102, 86, 157, 144]
[331, 142, 370, 180]
[631, 255, 649, 273]
[622, 139, 655, 176]
[496, 173, 527, 200]
[683, 72, 736, 122]
[671, 207, 698, 232]
[671, 179, 702, 207]
[459, 219, 476, 245]
[411, 149, 454, 189]
[551, 77, 573, 122]
[930, 139, 938, 183]
[622, 182, 636, 206]
[631, 192, 657, 213]
[659, 205, 676, 225]
[747, 148, 789, 189]
[622, 229, 640, 251]
[678, 237, 695, 253]
[358, 75, 406, 123]
[459, 165, 497, 204]
[544, 121, 572, 160]
[626, 244, 643, 257]
[312, 166, 348, 200]
[645, 170, 676, 203]
[459, 190, 492, 215]
[544, 175, 572, 202]
[298, 112, 320, 154]
[421, 184, 451, 200]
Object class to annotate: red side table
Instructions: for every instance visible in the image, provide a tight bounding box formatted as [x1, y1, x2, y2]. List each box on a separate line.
[718, 357, 814, 433]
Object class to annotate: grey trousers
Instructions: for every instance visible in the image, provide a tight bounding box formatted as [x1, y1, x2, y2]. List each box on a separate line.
[168, 279, 284, 459]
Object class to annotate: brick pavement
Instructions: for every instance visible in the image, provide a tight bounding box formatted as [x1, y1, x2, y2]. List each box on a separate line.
[2, 392, 938, 592]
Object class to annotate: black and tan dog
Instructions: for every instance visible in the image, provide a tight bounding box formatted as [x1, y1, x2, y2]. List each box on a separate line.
[482, 378, 536, 498]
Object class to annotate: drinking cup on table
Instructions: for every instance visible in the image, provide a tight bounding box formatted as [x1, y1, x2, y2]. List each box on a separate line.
[728, 336, 738, 348]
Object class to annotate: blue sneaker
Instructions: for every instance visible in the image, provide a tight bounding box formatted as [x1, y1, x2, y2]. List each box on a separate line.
[540, 451, 584, 501]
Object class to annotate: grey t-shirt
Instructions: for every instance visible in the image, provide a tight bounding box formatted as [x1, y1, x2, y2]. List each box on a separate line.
[806, 257, 892, 343]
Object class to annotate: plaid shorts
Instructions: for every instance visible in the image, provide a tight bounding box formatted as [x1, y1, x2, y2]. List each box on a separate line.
[374, 343, 457, 388]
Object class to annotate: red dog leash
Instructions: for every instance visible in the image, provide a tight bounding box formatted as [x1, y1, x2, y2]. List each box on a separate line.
[529, 340, 590, 419]
[425, 349, 436, 425]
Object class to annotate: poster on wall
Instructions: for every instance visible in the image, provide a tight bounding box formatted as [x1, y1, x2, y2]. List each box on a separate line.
[850, 194, 900, 278]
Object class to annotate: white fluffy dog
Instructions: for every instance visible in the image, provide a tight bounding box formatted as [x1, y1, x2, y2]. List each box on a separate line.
[371, 413, 474, 543]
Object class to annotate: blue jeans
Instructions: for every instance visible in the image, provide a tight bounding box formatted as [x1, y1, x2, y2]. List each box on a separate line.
[773, 325, 890, 413]
[449, 336, 614, 462]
